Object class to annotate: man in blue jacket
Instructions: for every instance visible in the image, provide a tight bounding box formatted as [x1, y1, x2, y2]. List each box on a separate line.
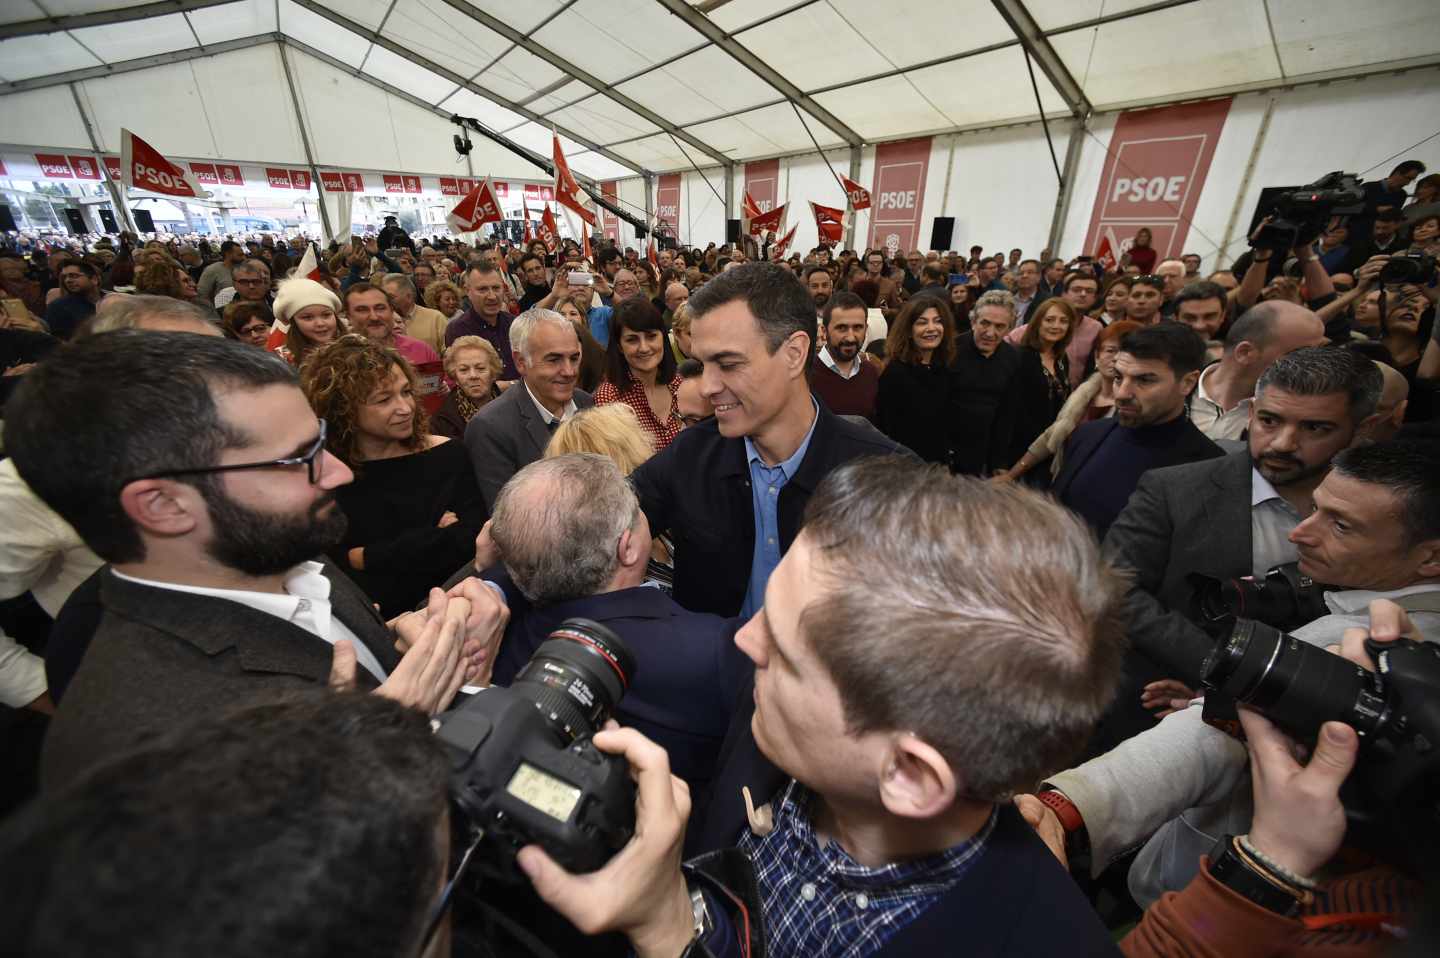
[518, 457, 1127, 957]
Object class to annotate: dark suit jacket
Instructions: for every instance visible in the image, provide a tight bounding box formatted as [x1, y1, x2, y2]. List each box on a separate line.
[1052, 417, 1223, 540]
[1093, 450, 1253, 753]
[689, 690, 1118, 957]
[41, 563, 400, 793]
[463, 381, 595, 511]
[485, 569, 751, 792]
[630, 402, 905, 618]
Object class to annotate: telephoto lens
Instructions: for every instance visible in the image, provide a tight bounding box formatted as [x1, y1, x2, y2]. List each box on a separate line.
[1201, 618, 1391, 741]
[511, 618, 638, 742]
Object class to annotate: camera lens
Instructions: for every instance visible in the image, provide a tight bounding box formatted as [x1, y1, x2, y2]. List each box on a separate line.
[511, 618, 637, 743]
[1202, 619, 1386, 740]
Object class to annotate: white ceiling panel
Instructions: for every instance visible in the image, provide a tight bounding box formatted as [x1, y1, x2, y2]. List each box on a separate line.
[615, 45, 782, 126]
[733, 4, 891, 92]
[525, 79, 591, 115]
[551, 93, 662, 145]
[188, 0, 278, 45]
[706, 0, 806, 33]
[532, 0, 707, 84]
[0, 32, 98, 81]
[68, 14, 198, 64]
[461, 0, 568, 34]
[362, 44, 459, 104]
[906, 46, 1068, 128]
[814, 73, 951, 141]
[0, 84, 89, 149]
[1026, 0, 1160, 32]
[438, 88, 527, 131]
[279, 0, 372, 67]
[474, 47, 567, 103]
[0, 1, 45, 27]
[608, 133, 694, 173]
[565, 149, 639, 181]
[1051, 0, 1279, 108]
[1269, 0, 1440, 77]
[382, 0, 510, 79]
[319, 0, 394, 32]
[821, 0, 1016, 67]
[686, 101, 845, 159]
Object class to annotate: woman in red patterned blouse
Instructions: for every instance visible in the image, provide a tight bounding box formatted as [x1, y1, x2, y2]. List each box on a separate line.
[592, 298, 683, 450]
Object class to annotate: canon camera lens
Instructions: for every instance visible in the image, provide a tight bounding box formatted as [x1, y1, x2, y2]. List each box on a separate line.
[511, 618, 638, 743]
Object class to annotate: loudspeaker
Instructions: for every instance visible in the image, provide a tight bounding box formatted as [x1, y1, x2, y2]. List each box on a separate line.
[64, 208, 86, 235]
[98, 208, 120, 233]
[726, 218, 740, 243]
[0, 204, 16, 232]
[133, 209, 157, 233]
[929, 216, 955, 252]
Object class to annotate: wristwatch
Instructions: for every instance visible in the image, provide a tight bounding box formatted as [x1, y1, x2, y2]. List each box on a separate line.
[1207, 834, 1301, 916]
[689, 883, 714, 940]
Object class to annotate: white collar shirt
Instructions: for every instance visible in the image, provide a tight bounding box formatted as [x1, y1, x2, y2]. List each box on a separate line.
[1190, 364, 1253, 441]
[1250, 468, 1303, 578]
[817, 346, 862, 381]
[524, 382, 578, 426]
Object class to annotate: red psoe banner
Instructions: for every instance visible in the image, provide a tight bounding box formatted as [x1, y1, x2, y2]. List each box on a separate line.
[439, 177, 460, 196]
[744, 159, 779, 226]
[867, 137, 931, 255]
[537, 205, 561, 254]
[320, 171, 345, 192]
[102, 156, 123, 181]
[553, 134, 596, 226]
[291, 170, 312, 191]
[749, 202, 786, 236]
[403, 175, 421, 194]
[811, 201, 845, 244]
[446, 178, 504, 233]
[68, 156, 101, 180]
[1082, 97, 1232, 261]
[190, 162, 219, 185]
[383, 175, 405, 193]
[35, 154, 73, 178]
[216, 164, 243, 186]
[343, 172, 364, 192]
[600, 181, 620, 242]
[266, 168, 294, 189]
[841, 174, 871, 211]
[120, 129, 207, 197]
[656, 173, 681, 238]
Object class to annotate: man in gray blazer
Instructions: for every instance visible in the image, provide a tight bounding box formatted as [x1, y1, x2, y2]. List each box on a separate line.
[465, 307, 594, 511]
[4, 331, 505, 792]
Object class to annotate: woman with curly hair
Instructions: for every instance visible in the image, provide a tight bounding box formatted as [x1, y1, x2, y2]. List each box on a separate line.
[300, 334, 484, 616]
[423, 278, 464, 321]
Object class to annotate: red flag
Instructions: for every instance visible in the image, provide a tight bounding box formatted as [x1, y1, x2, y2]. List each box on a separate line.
[522, 198, 534, 244]
[446, 177, 504, 233]
[647, 239, 659, 269]
[772, 223, 798, 260]
[811, 202, 845, 244]
[749, 202, 787, 236]
[743, 191, 763, 221]
[537, 205, 561, 254]
[552, 134, 597, 227]
[840, 174, 871, 211]
[581, 226, 593, 266]
[1095, 232, 1118, 272]
[120, 128, 207, 198]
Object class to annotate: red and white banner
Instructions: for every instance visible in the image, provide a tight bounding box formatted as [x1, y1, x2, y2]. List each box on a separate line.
[867, 137, 930, 255]
[68, 155, 101, 180]
[266, 168, 294, 189]
[522, 197, 534, 244]
[749, 202, 787, 236]
[446, 178, 504, 233]
[493, 181, 509, 198]
[744, 159, 779, 225]
[840, 174, 871, 211]
[342, 172, 363, 192]
[319, 171, 345, 192]
[553, 134, 597, 227]
[811, 201, 845, 244]
[656, 172, 681, 238]
[190, 162, 219, 185]
[216, 164, 243, 187]
[383, 175, 405, 193]
[403, 175, 421, 194]
[772, 223, 798, 260]
[600, 181, 620, 242]
[537, 205, 560, 254]
[121, 129, 207, 198]
[523, 183, 555, 202]
[1083, 97, 1232, 261]
[1095, 234, 1119, 272]
[102, 155, 123, 181]
[439, 177, 461, 196]
[291, 169, 312, 191]
[742, 190, 763, 230]
[35, 154, 73, 178]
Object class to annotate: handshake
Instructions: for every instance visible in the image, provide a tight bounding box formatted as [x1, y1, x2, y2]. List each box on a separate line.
[330, 572, 511, 715]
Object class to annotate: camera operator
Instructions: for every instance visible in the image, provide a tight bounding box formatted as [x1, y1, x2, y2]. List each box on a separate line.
[4, 331, 507, 792]
[517, 457, 1127, 957]
[1028, 440, 1438, 917]
[1099, 347, 1382, 751]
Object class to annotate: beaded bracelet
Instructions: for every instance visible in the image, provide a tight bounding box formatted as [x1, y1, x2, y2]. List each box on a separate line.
[1238, 834, 1320, 892]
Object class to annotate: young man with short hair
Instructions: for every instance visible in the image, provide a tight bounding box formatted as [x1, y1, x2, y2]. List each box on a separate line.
[806, 292, 880, 422]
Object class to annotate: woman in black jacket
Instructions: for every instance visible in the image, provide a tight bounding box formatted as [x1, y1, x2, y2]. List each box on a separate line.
[301, 335, 485, 617]
[1011, 298, 1077, 467]
[875, 297, 957, 464]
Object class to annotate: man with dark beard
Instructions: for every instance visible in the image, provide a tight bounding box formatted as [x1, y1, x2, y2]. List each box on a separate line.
[806, 292, 879, 421]
[4, 331, 507, 792]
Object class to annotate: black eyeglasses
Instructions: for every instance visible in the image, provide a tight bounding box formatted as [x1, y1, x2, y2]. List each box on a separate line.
[127, 419, 329, 485]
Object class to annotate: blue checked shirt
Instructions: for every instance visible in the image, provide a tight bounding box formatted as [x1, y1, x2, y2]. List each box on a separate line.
[733, 780, 997, 957]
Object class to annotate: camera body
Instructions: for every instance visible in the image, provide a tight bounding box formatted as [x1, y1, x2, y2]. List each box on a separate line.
[1190, 562, 1334, 635]
[1250, 172, 1366, 253]
[434, 618, 638, 879]
[1378, 249, 1437, 286]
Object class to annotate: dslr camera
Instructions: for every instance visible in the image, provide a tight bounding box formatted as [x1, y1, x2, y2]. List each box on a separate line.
[1190, 562, 1333, 635]
[434, 618, 639, 879]
[1378, 249, 1438, 286]
[1250, 172, 1366, 253]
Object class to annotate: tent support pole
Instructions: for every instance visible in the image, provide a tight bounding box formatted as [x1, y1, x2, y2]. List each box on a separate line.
[69, 82, 135, 233]
[845, 145, 861, 249]
[1046, 117, 1086, 256]
[278, 40, 334, 243]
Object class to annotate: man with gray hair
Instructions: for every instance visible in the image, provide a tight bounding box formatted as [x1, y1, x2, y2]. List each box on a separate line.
[1097, 346, 1383, 751]
[464, 308, 594, 510]
[950, 289, 1023, 475]
[85, 295, 223, 338]
[213, 259, 271, 310]
[476, 453, 748, 789]
[1188, 300, 1328, 441]
[379, 273, 446, 356]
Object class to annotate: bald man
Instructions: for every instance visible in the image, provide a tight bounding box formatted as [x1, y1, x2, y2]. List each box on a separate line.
[1364, 361, 1409, 443]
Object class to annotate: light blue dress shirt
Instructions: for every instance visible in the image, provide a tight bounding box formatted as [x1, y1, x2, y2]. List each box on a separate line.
[740, 401, 820, 619]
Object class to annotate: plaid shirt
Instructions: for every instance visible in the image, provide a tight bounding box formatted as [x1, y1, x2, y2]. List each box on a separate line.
[734, 780, 997, 957]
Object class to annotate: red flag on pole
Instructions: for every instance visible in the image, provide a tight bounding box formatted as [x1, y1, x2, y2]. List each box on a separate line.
[749, 202, 787, 236]
[537, 205, 561, 254]
[552, 133, 597, 227]
[581, 225, 593, 266]
[840, 174, 871, 210]
[647, 239, 659, 269]
[522, 197, 534, 244]
[742, 191, 763, 235]
[446, 177, 504, 233]
[811, 202, 845, 244]
[772, 223, 798, 260]
[120, 128, 208, 198]
[1095, 232, 1118, 272]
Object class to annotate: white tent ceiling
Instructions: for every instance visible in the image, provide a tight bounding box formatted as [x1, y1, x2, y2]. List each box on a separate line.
[2, 0, 1439, 181]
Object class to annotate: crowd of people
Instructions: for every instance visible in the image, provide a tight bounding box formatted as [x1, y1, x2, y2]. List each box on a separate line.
[0, 156, 1438, 958]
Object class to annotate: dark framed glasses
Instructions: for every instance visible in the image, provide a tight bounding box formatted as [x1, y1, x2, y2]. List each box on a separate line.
[127, 419, 329, 485]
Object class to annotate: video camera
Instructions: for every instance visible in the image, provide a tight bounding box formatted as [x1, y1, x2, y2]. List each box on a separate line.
[434, 618, 639, 880]
[1249, 172, 1366, 253]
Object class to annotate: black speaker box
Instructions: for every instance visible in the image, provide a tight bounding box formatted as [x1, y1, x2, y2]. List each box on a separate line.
[133, 209, 157, 233]
[98, 208, 120, 233]
[929, 216, 955, 252]
[0, 205, 16, 232]
[726, 218, 740, 243]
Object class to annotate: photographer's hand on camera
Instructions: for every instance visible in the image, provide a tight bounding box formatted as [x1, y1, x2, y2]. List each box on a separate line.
[517, 726, 697, 958]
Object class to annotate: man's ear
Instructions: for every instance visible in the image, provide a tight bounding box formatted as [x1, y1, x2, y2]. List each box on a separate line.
[1413, 538, 1440, 582]
[782, 329, 812, 376]
[118, 479, 202, 540]
[877, 734, 959, 821]
[1178, 368, 1201, 399]
[615, 526, 644, 571]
